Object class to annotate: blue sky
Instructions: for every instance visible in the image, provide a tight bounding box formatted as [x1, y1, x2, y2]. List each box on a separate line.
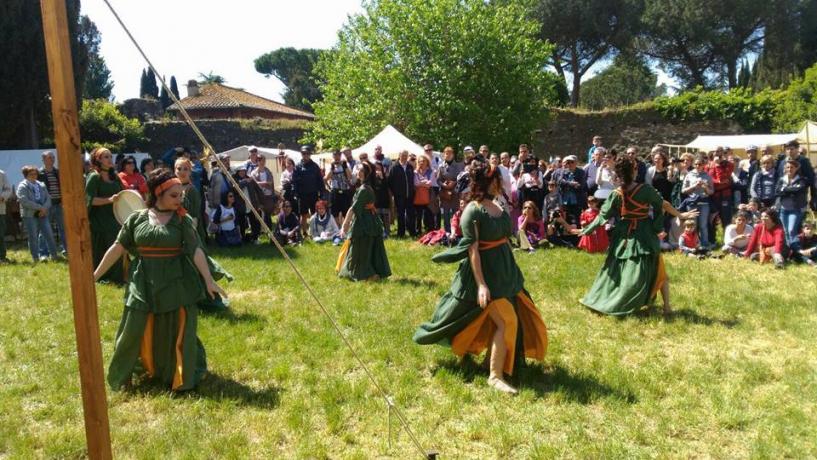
[83, 0, 675, 104]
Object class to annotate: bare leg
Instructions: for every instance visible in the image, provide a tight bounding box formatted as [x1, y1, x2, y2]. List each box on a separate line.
[486, 307, 517, 394]
[661, 279, 672, 315]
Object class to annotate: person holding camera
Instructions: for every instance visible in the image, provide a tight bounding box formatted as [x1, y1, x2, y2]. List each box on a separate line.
[325, 150, 354, 223]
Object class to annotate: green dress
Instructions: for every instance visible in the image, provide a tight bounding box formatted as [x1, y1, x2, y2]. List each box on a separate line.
[579, 184, 667, 316]
[413, 202, 548, 375]
[108, 209, 208, 391]
[182, 184, 232, 312]
[86, 170, 124, 283]
[337, 185, 391, 280]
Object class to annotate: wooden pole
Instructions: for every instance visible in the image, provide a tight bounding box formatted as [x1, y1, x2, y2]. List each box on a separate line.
[39, 1, 113, 458]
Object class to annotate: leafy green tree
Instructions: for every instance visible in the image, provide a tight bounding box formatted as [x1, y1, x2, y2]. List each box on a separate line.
[736, 59, 751, 88]
[774, 63, 817, 132]
[79, 15, 113, 100]
[579, 54, 664, 110]
[79, 99, 145, 152]
[198, 71, 225, 84]
[752, 0, 817, 90]
[533, 0, 642, 107]
[0, 0, 87, 148]
[254, 48, 324, 111]
[308, 0, 561, 152]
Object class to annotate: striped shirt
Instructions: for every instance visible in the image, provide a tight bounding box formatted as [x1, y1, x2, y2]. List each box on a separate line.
[40, 168, 61, 201]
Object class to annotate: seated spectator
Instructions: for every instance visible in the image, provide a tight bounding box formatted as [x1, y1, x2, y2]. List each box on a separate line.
[577, 196, 608, 253]
[448, 198, 466, 245]
[274, 200, 301, 246]
[517, 200, 546, 252]
[743, 210, 786, 268]
[309, 200, 341, 245]
[212, 191, 242, 247]
[16, 165, 59, 262]
[795, 221, 817, 266]
[678, 220, 709, 258]
[547, 208, 578, 248]
[722, 211, 754, 256]
[543, 180, 562, 218]
[738, 198, 762, 225]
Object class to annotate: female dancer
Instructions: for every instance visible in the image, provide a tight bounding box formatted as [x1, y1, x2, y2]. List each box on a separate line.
[337, 161, 391, 281]
[414, 157, 548, 394]
[578, 156, 671, 316]
[86, 147, 124, 282]
[94, 169, 225, 391]
[175, 158, 233, 312]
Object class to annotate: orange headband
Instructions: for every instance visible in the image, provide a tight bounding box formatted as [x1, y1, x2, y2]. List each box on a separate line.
[153, 177, 182, 197]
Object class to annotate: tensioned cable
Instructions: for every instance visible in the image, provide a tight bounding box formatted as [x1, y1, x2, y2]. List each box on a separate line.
[99, 1, 433, 457]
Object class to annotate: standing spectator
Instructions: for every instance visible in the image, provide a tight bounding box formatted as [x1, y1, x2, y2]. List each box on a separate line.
[744, 145, 761, 185]
[709, 151, 735, 238]
[722, 211, 754, 256]
[86, 148, 123, 282]
[0, 168, 12, 263]
[552, 155, 587, 222]
[207, 154, 232, 210]
[372, 161, 391, 237]
[233, 165, 263, 243]
[577, 196, 608, 253]
[244, 147, 260, 174]
[373, 145, 390, 172]
[777, 140, 816, 211]
[731, 152, 750, 206]
[413, 154, 437, 235]
[511, 144, 530, 178]
[38, 151, 67, 254]
[280, 157, 298, 216]
[584, 147, 604, 196]
[292, 146, 324, 238]
[117, 155, 148, 199]
[250, 154, 278, 230]
[594, 149, 617, 200]
[776, 159, 809, 252]
[743, 210, 787, 268]
[17, 165, 59, 262]
[646, 147, 677, 245]
[543, 157, 560, 183]
[587, 135, 603, 163]
[437, 146, 463, 233]
[140, 158, 155, 181]
[626, 147, 647, 183]
[212, 191, 242, 247]
[308, 200, 341, 244]
[750, 154, 778, 208]
[682, 155, 714, 248]
[388, 150, 416, 237]
[516, 156, 544, 211]
[325, 150, 354, 222]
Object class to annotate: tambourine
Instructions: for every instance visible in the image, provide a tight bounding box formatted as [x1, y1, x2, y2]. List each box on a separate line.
[113, 189, 147, 225]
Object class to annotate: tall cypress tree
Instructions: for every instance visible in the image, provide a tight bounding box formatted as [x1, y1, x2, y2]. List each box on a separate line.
[159, 79, 171, 109]
[139, 68, 148, 98]
[169, 76, 180, 100]
[145, 67, 159, 99]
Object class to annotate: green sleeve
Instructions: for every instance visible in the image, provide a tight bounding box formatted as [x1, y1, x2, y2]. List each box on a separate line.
[181, 214, 200, 256]
[85, 172, 100, 209]
[115, 211, 138, 254]
[431, 202, 478, 263]
[184, 187, 202, 220]
[581, 191, 619, 235]
[350, 187, 373, 216]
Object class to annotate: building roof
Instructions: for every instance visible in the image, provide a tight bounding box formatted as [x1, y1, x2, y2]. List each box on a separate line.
[167, 83, 315, 119]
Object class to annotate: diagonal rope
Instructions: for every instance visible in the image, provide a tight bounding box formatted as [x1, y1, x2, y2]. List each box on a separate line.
[99, 1, 433, 457]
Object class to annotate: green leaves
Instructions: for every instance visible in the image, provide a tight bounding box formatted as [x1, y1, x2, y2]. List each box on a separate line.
[79, 99, 146, 153]
[306, 0, 562, 152]
[254, 48, 325, 111]
[653, 87, 784, 133]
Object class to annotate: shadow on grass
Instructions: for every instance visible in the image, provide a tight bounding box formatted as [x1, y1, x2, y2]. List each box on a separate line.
[202, 308, 266, 324]
[432, 357, 637, 404]
[208, 242, 299, 261]
[126, 373, 281, 409]
[631, 307, 740, 328]
[390, 276, 441, 289]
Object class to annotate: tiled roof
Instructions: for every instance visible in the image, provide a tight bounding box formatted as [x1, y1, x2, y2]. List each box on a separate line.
[167, 83, 315, 119]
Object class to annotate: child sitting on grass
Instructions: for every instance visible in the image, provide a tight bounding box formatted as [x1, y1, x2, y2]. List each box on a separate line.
[679, 220, 709, 258]
[796, 221, 817, 266]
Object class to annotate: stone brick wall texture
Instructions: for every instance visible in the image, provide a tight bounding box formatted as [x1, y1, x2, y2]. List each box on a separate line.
[534, 107, 743, 160]
[142, 119, 308, 155]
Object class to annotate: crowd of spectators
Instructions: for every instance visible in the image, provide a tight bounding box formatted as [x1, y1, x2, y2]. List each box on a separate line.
[0, 135, 815, 270]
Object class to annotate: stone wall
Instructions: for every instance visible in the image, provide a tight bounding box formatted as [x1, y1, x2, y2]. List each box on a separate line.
[118, 98, 164, 122]
[142, 119, 309, 154]
[534, 106, 743, 160]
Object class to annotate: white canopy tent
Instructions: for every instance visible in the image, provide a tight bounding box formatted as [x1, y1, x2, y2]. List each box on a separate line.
[313, 125, 441, 164]
[797, 121, 817, 156]
[685, 133, 798, 156]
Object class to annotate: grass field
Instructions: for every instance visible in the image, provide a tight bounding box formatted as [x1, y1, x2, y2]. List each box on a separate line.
[1, 238, 816, 459]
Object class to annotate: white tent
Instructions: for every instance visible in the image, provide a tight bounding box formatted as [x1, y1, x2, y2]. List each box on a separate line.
[0, 149, 150, 188]
[313, 125, 441, 163]
[685, 133, 799, 156]
[797, 121, 817, 154]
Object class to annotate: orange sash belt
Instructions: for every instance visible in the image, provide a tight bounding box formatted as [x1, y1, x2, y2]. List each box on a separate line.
[364, 203, 376, 214]
[138, 246, 182, 258]
[478, 238, 508, 250]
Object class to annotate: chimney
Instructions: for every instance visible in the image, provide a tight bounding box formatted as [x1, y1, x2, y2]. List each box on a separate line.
[186, 80, 200, 97]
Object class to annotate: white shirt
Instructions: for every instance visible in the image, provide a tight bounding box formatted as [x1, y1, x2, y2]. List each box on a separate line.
[218, 205, 236, 231]
[499, 165, 513, 198]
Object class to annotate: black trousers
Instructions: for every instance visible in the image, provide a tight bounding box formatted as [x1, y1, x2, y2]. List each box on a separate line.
[394, 196, 416, 237]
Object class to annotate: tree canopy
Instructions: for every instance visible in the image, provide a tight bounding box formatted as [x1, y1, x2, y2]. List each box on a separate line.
[80, 16, 113, 100]
[580, 54, 665, 110]
[308, 0, 563, 152]
[79, 99, 145, 152]
[254, 48, 324, 111]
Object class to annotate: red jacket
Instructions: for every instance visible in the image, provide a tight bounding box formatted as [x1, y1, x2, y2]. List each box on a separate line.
[743, 224, 785, 257]
[708, 162, 734, 199]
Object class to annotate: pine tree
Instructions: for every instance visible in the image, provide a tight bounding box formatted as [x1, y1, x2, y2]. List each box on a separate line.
[145, 68, 159, 99]
[159, 80, 171, 109]
[169, 76, 180, 100]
